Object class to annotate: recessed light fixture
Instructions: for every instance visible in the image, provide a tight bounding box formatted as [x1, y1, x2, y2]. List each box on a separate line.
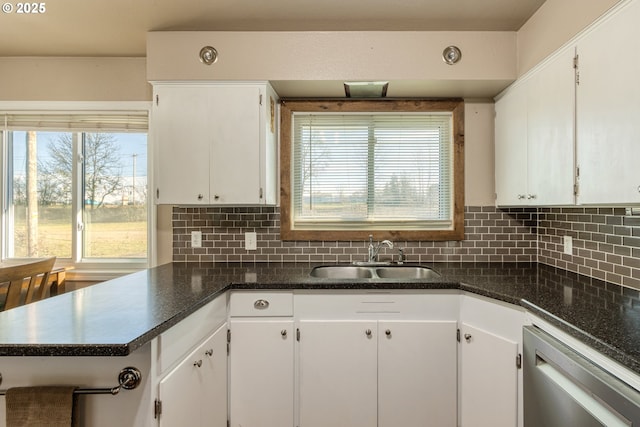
[442, 46, 462, 65]
[344, 81, 389, 98]
[199, 46, 218, 65]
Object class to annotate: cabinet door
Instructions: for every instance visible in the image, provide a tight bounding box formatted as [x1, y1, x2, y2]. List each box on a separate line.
[378, 320, 457, 427]
[158, 338, 207, 426]
[209, 85, 262, 204]
[576, 0, 640, 204]
[495, 82, 528, 205]
[298, 320, 378, 427]
[154, 85, 211, 204]
[229, 319, 294, 427]
[459, 323, 518, 427]
[527, 47, 576, 205]
[201, 324, 228, 427]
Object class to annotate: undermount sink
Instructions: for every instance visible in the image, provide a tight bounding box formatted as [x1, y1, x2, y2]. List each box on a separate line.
[309, 265, 440, 280]
[309, 266, 375, 279]
[375, 266, 441, 279]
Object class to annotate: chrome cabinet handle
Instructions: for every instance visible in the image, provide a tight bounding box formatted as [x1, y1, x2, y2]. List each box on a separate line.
[281, 329, 287, 338]
[194, 360, 202, 368]
[365, 329, 372, 338]
[254, 299, 269, 309]
[205, 349, 213, 357]
[464, 334, 472, 343]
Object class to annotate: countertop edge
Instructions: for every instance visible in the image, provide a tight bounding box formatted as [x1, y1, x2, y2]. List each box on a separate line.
[2, 262, 639, 377]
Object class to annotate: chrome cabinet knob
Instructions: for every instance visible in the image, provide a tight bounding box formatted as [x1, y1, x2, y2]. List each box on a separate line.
[517, 194, 526, 200]
[464, 334, 472, 343]
[385, 329, 392, 336]
[281, 329, 287, 338]
[254, 299, 269, 309]
[205, 349, 213, 357]
[214, 195, 220, 200]
[365, 329, 372, 338]
[197, 193, 204, 200]
[194, 360, 202, 368]
[527, 194, 537, 200]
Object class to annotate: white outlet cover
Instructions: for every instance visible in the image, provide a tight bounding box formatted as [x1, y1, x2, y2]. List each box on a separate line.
[245, 232, 257, 251]
[563, 235, 573, 255]
[191, 231, 202, 248]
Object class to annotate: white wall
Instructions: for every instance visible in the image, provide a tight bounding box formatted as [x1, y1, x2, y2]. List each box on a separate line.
[464, 102, 496, 206]
[517, 0, 620, 75]
[0, 57, 150, 101]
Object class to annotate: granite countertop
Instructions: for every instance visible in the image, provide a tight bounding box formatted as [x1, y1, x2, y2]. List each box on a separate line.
[0, 262, 638, 376]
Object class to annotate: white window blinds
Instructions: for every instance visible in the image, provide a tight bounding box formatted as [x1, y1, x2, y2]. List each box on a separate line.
[1, 111, 148, 132]
[291, 112, 454, 230]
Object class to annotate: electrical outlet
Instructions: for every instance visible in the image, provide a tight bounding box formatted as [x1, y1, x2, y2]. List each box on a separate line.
[563, 235, 573, 255]
[191, 231, 202, 248]
[245, 232, 257, 251]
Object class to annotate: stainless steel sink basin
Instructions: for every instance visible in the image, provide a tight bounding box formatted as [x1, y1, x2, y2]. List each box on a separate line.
[309, 265, 440, 280]
[375, 266, 441, 279]
[309, 266, 375, 279]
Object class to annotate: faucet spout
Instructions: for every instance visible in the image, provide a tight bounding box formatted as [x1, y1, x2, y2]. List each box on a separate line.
[367, 235, 394, 263]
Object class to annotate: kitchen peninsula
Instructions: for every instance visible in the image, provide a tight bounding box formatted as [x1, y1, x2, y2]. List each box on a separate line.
[0, 262, 639, 426]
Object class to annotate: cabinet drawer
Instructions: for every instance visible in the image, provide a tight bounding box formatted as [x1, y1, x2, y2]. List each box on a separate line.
[229, 292, 293, 317]
[295, 291, 459, 320]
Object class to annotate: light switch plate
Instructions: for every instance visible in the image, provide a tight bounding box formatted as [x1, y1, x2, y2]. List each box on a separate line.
[245, 232, 257, 251]
[191, 231, 202, 248]
[563, 235, 573, 255]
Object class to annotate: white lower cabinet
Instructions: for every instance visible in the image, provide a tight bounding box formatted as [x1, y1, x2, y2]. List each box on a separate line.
[228, 318, 295, 427]
[158, 323, 228, 427]
[459, 294, 526, 427]
[228, 291, 295, 427]
[298, 320, 378, 427]
[298, 319, 457, 427]
[295, 292, 459, 427]
[459, 323, 518, 427]
[378, 320, 458, 427]
[226, 291, 525, 427]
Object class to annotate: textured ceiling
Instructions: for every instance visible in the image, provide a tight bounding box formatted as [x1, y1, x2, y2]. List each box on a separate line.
[0, 0, 545, 56]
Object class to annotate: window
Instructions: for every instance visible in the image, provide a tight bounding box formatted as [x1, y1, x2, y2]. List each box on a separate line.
[280, 99, 464, 241]
[1, 108, 149, 269]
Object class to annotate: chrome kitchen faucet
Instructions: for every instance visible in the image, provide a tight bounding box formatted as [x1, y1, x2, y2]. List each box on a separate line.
[367, 235, 394, 263]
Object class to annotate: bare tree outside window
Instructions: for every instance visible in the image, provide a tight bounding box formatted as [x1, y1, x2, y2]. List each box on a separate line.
[46, 133, 124, 208]
[8, 130, 147, 259]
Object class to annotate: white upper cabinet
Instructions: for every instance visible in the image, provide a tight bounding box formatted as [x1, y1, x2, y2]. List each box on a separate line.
[495, 81, 528, 206]
[526, 47, 576, 205]
[153, 84, 211, 205]
[496, 0, 640, 207]
[575, 0, 640, 205]
[495, 47, 576, 206]
[153, 82, 278, 205]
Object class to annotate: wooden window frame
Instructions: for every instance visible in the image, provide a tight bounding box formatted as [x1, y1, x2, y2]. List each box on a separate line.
[280, 99, 465, 241]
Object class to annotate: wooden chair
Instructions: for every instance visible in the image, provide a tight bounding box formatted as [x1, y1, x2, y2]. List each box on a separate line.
[0, 257, 57, 311]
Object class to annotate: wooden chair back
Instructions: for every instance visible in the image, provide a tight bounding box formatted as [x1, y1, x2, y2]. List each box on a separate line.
[0, 257, 57, 311]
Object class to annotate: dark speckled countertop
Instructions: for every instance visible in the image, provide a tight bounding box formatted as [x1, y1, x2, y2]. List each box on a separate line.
[0, 262, 639, 376]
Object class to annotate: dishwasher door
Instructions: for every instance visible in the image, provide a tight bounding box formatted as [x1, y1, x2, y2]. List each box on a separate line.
[524, 326, 640, 426]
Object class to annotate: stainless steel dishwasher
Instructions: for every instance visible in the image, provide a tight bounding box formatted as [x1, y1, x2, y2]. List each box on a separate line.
[524, 326, 640, 426]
